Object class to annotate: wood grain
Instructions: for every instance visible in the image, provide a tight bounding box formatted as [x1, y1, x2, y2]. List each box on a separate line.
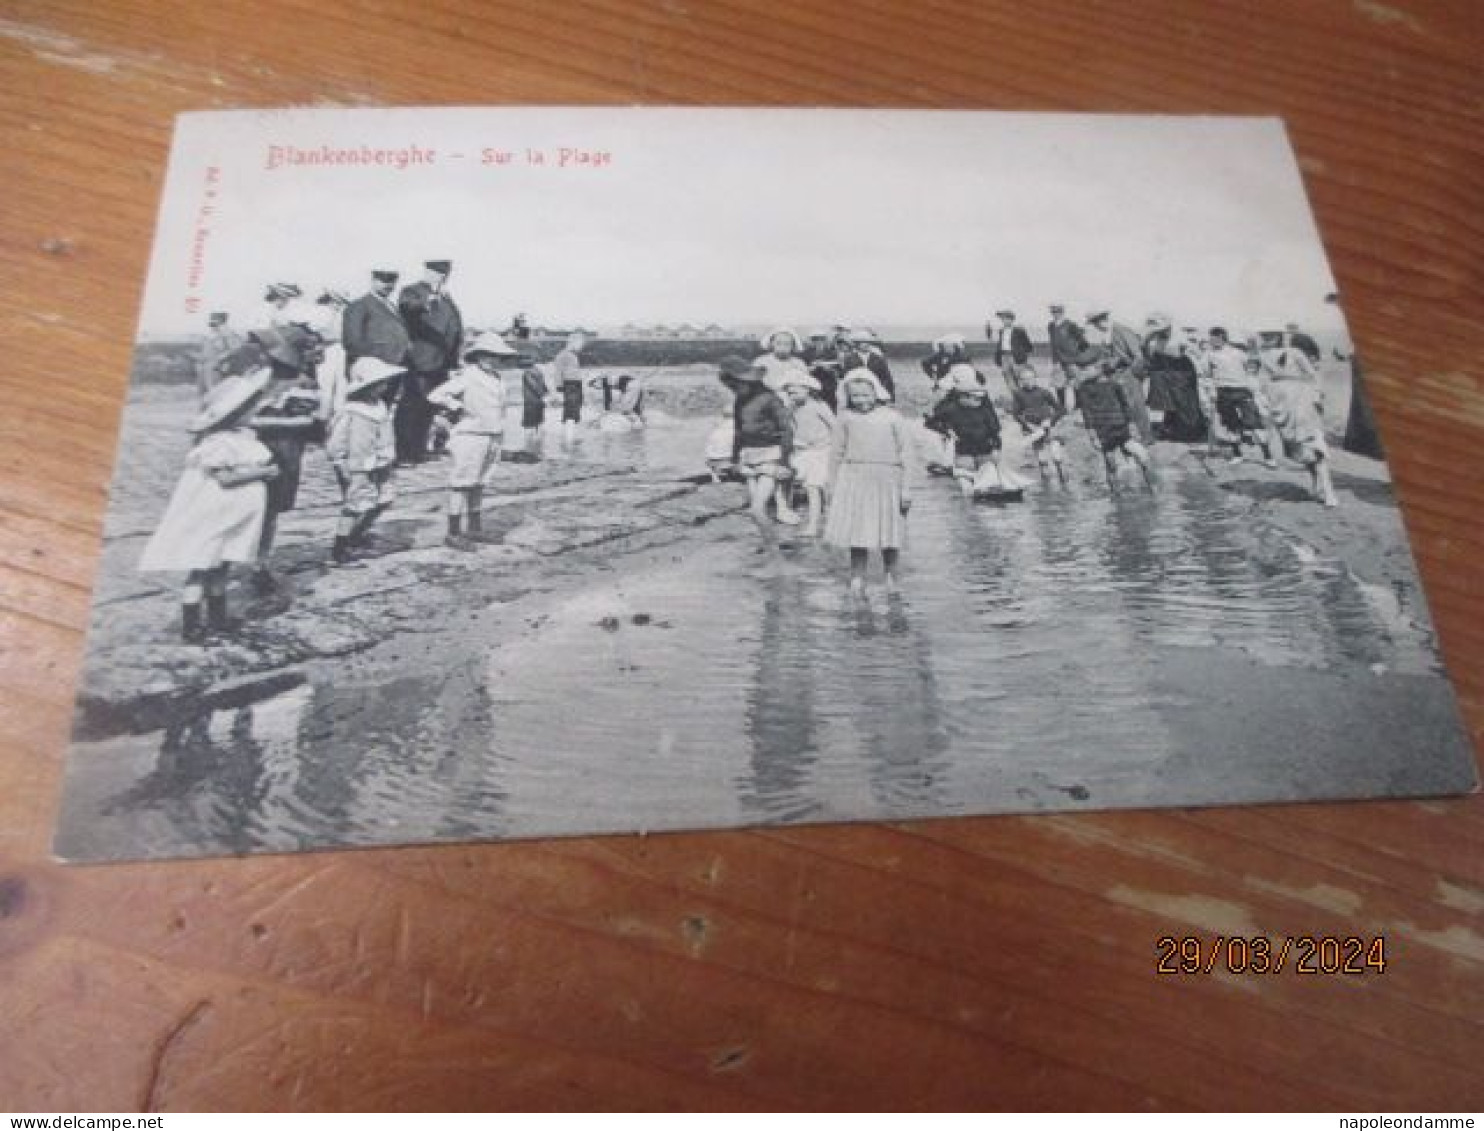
[1, 0, 1481, 1111]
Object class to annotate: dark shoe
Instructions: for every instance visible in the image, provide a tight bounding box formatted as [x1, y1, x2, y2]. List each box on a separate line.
[444, 533, 478, 552]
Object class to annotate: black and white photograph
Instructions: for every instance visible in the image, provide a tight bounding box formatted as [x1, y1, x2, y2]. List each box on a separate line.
[54, 107, 1479, 862]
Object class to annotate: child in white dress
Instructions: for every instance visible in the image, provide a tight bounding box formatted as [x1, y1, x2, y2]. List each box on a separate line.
[138, 371, 279, 641]
[824, 368, 913, 596]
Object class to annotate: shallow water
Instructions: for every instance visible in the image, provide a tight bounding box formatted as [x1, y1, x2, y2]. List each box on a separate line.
[60, 417, 1453, 860]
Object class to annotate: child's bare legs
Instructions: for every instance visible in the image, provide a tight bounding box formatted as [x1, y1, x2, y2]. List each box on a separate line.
[773, 474, 801, 524]
[804, 486, 824, 536]
[446, 486, 477, 549]
[1049, 438, 1068, 484]
[747, 473, 776, 526]
[1309, 454, 1339, 507]
[848, 547, 868, 596]
[1101, 450, 1120, 490]
[883, 548, 901, 594]
[1124, 440, 1156, 491]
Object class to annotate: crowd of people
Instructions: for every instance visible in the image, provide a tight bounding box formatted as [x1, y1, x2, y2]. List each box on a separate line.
[706, 310, 1339, 594]
[141, 272, 1345, 639]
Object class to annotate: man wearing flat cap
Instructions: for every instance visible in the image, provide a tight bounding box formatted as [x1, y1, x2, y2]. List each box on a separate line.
[196, 311, 244, 400]
[397, 259, 465, 463]
[1046, 304, 1092, 412]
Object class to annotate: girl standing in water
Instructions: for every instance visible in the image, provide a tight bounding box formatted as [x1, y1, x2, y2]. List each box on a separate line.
[824, 368, 914, 597]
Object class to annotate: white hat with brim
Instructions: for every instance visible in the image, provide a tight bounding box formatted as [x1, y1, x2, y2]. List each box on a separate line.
[346, 356, 405, 396]
[190, 369, 272, 433]
[933, 332, 967, 352]
[848, 327, 879, 343]
[948, 363, 984, 393]
[839, 367, 890, 403]
[760, 327, 803, 352]
[463, 331, 519, 363]
[1085, 309, 1111, 323]
[778, 372, 821, 394]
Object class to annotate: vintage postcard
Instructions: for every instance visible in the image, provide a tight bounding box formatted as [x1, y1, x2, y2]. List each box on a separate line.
[54, 107, 1478, 862]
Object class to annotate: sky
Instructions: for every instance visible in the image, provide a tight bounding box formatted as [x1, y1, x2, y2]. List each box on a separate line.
[138, 107, 1351, 342]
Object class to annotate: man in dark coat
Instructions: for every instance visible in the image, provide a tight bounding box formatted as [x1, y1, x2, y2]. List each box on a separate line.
[1047, 303, 1092, 411]
[989, 309, 1034, 393]
[835, 327, 896, 401]
[342, 269, 410, 368]
[396, 259, 465, 463]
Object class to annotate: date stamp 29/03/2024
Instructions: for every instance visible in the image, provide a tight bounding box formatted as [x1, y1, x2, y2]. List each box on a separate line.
[1157, 936, 1389, 976]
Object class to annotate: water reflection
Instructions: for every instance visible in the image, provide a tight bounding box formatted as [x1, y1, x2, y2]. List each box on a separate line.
[65, 419, 1444, 859]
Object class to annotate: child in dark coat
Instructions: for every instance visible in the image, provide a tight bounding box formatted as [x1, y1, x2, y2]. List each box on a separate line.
[925, 367, 1003, 498]
[1076, 365, 1155, 492]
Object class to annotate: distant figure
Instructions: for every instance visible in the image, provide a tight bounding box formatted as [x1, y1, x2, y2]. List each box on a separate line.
[1047, 303, 1092, 412]
[552, 331, 588, 445]
[261, 282, 305, 329]
[836, 327, 896, 401]
[920, 332, 970, 391]
[803, 329, 843, 410]
[1282, 322, 1322, 366]
[521, 363, 551, 452]
[397, 259, 465, 463]
[507, 312, 532, 341]
[196, 311, 243, 399]
[989, 309, 1034, 393]
[825, 369, 913, 597]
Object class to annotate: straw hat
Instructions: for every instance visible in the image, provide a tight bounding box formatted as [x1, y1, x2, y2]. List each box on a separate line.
[1084, 308, 1111, 324]
[346, 357, 405, 396]
[190, 370, 272, 433]
[265, 282, 302, 301]
[933, 332, 967, 352]
[839, 366, 890, 403]
[462, 331, 518, 363]
[1145, 312, 1173, 333]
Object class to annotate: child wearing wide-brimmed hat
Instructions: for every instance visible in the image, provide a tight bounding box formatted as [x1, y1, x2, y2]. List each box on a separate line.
[824, 367, 914, 596]
[327, 357, 402, 564]
[139, 371, 280, 642]
[778, 371, 835, 536]
[429, 331, 517, 550]
[718, 353, 800, 528]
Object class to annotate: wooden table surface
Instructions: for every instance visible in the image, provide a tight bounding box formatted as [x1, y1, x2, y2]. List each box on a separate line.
[2, 0, 1481, 1111]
